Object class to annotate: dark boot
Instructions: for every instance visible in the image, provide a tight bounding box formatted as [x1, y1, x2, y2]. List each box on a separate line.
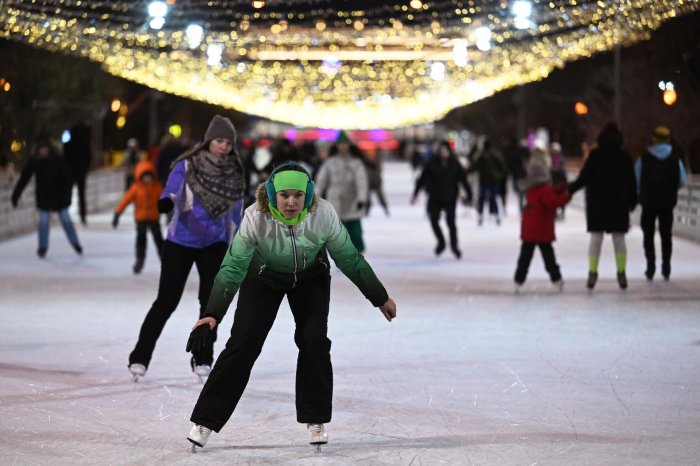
[434, 241, 446, 256]
[617, 271, 628, 290]
[133, 257, 145, 274]
[586, 271, 598, 290]
[37, 247, 47, 258]
[661, 262, 671, 281]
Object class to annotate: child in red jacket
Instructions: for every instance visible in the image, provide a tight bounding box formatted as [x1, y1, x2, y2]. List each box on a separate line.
[514, 157, 571, 292]
[113, 160, 164, 273]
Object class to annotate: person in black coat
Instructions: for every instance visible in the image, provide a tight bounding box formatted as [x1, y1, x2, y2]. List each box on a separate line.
[11, 138, 83, 258]
[411, 141, 472, 258]
[62, 122, 91, 225]
[568, 122, 637, 290]
[634, 126, 687, 281]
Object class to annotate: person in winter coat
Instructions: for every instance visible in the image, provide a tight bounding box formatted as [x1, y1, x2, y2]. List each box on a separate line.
[568, 122, 637, 290]
[466, 138, 508, 226]
[635, 125, 687, 281]
[112, 160, 164, 274]
[411, 141, 472, 258]
[359, 148, 390, 217]
[315, 130, 369, 252]
[514, 158, 571, 291]
[122, 138, 142, 190]
[184, 162, 397, 450]
[62, 122, 91, 225]
[11, 138, 83, 258]
[127, 115, 245, 382]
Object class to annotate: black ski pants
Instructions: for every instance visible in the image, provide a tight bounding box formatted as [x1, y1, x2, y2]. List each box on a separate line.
[428, 198, 457, 248]
[190, 271, 332, 432]
[129, 240, 227, 368]
[514, 241, 561, 284]
[640, 206, 674, 273]
[135, 220, 164, 260]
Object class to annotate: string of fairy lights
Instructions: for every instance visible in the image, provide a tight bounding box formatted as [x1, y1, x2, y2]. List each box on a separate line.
[1, 0, 698, 128]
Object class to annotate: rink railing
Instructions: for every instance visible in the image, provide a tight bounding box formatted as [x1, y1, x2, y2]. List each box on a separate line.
[567, 174, 699, 243]
[0, 167, 125, 240]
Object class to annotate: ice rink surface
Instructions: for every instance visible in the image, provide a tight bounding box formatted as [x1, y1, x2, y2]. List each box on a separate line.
[1, 161, 699, 465]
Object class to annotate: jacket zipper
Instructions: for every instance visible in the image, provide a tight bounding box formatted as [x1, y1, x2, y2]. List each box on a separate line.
[289, 226, 298, 287]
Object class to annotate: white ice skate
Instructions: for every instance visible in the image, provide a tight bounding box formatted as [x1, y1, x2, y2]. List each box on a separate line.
[129, 363, 146, 382]
[187, 424, 211, 451]
[193, 364, 211, 383]
[307, 423, 327, 452]
[553, 280, 564, 292]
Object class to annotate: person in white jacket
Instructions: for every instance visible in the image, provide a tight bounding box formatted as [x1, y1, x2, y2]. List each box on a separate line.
[315, 130, 369, 252]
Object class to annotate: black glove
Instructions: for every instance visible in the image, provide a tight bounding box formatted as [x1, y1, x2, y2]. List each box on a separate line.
[112, 212, 120, 229]
[186, 323, 213, 354]
[157, 197, 174, 214]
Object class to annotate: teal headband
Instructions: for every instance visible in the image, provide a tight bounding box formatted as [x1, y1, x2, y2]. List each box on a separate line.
[272, 170, 308, 193]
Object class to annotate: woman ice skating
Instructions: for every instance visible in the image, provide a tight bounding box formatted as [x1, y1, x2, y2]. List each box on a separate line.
[11, 137, 83, 258]
[185, 162, 397, 451]
[514, 158, 571, 292]
[411, 140, 472, 258]
[127, 115, 245, 382]
[568, 122, 637, 290]
[112, 160, 164, 274]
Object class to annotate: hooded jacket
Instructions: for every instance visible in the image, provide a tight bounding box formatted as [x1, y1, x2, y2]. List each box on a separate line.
[634, 143, 686, 210]
[315, 152, 368, 221]
[115, 161, 163, 222]
[204, 184, 389, 323]
[568, 127, 637, 233]
[520, 181, 570, 243]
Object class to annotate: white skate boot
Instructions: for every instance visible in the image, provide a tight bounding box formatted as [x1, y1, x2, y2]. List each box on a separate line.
[308, 423, 327, 452]
[129, 363, 146, 382]
[187, 424, 211, 450]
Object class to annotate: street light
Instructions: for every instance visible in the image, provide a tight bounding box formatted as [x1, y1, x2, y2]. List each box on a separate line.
[659, 81, 677, 106]
[574, 101, 588, 115]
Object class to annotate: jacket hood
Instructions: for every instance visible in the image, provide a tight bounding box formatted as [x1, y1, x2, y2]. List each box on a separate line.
[134, 160, 157, 180]
[647, 143, 673, 160]
[597, 127, 624, 150]
[255, 182, 318, 215]
[518, 173, 551, 192]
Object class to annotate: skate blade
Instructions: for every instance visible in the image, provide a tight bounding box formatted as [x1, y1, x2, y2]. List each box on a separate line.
[131, 374, 140, 382]
[188, 439, 204, 451]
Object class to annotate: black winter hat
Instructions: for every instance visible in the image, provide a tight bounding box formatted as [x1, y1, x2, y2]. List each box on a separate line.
[204, 115, 237, 144]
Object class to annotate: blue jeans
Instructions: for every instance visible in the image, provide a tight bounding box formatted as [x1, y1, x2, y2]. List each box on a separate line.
[38, 209, 80, 249]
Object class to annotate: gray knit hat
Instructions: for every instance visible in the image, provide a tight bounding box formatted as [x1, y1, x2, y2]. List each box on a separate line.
[204, 115, 237, 144]
[526, 157, 550, 180]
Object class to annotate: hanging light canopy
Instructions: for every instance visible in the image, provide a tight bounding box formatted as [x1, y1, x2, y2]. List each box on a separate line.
[1, 0, 697, 129]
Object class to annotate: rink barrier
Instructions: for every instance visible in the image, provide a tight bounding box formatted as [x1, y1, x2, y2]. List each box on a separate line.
[0, 167, 125, 240]
[567, 173, 699, 243]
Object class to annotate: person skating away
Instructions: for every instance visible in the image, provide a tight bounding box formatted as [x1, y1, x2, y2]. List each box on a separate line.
[635, 126, 687, 281]
[411, 141, 472, 259]
[514, 158, 571, 292]
[315, 130, 369, 252]
[185, 162, 397, 451]
[112, 160, 164, 274]
[568, 122, 637, 290]
[11, 137, 83, 258]
[359, 148, 390, 217]
[466, 137, 508, 226]
[127, 115, 245, 382]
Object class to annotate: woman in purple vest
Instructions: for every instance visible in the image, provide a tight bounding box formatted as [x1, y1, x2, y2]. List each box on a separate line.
[127, 115, 245, 382]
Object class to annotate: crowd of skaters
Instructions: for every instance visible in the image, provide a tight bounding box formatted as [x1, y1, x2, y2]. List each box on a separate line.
[4, 114, 690, 451]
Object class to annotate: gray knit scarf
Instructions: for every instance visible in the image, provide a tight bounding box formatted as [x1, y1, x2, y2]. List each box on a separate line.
[186, 150, 245, 218]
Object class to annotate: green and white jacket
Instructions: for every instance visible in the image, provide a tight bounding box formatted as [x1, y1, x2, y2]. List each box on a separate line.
[204, 184, 389, 323]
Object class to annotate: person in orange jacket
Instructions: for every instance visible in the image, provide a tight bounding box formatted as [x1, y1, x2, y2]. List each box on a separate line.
[113, 160, 164, 273]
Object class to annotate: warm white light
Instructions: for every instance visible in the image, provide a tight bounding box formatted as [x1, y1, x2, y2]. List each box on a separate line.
[452, 40, 468, 67]
[430, 62, 446, 81]
[148, 1, 168, 18]
[149, 17, 165, 30]
[207, 43, 224, 66]
[512, 1, 532, 18]
[514, 17, 533, 30]
[186, 24, 204, 49]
